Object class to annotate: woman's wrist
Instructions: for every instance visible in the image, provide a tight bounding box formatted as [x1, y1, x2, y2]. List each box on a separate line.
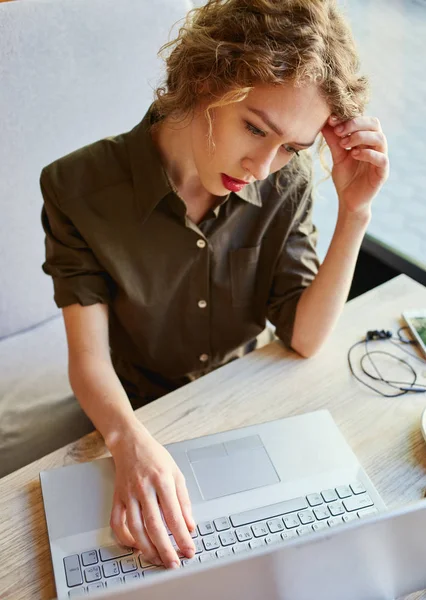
[336, 203, 372, 232]
[104, 415, 153, 455]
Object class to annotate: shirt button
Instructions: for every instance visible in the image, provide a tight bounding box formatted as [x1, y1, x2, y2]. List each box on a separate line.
[196, 239, 206, 248]
[198, 300, 207, 309]
[199, 353, 209, 363]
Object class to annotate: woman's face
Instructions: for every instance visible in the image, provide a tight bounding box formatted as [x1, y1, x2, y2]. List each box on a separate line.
[191, 82, 331, 196]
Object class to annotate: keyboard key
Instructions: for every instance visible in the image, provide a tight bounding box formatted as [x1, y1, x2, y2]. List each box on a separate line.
[251, 523, 268, 538]
[198, 521, 215, 536]
[307, 493, 323, 507]
[358, 507, 378, 519]
[328, 517, 344, 528]
[68, 589, 86, 598]
[106, 577, 123, 588]
[298, 510, 315, 525]
[103, 561, 120, 578]
[281, 530, 298, 541]
[350, 481, 366, 495]
[343, 513, 359, 523]
[81, 551, 98, 567]
[214, 517, 231, 531]
[199, 552, 217, 563]
[312, 522, 328, 532]
[230, 497, 308, 528]
[87, 581, 104, 591]
[321, 489, 338, 503]
[120, 557, 137, 573]
[139, 555, 155, 569]
[216, 547, 234, 559]
[336, 485, 352, 499]
[64, 555, 83, 588]
[194, 538, 204, 554]
[249, 538, 265, 550]
[99, 545, 133, 562]
[203, 534, 220, 551]
[182, 557, 199, 567]
[144, 567, 167, 576]
[84, 565, 101, 583]
[328, 502, 345, 517]
[283, 515, 300, 529]
[124, 573, 140, 583]
[233, 542, 250, 554]
[265, 533, 282, 545]
[235, 527, 252, 542]
[343, 494, 373, 513]
[267, 518, 284, 533]
[219, 531, 237, 546]
[297, 525, 312, 536]
[313, 506, 329, 521]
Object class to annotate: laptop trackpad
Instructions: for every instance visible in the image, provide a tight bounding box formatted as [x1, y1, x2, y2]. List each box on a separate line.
[188, 435, 279, 501]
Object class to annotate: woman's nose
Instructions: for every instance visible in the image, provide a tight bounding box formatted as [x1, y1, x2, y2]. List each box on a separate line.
[244, 149, 281, 182]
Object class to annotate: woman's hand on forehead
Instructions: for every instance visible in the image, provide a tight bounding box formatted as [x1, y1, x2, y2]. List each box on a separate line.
[321, 113, 389, 217]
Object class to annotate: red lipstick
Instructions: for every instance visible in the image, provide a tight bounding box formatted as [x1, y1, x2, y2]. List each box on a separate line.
[221, 173, 249, 192]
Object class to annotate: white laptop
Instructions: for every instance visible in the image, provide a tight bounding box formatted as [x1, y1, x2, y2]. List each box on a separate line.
[39, 409, 426, 599]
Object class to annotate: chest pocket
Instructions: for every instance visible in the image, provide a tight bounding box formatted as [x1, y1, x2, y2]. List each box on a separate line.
[229, 245, 261, 308]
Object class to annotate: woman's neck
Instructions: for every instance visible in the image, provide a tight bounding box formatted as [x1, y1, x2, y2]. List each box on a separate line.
[151, 117, 214, 204]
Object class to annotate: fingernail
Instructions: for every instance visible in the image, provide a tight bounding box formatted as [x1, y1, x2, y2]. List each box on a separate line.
[170, 561, 180, 569]
[330, 115, 338, 121]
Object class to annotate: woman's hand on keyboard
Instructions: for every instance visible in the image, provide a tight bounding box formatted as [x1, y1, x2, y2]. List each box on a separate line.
[108, 421, 196, 569]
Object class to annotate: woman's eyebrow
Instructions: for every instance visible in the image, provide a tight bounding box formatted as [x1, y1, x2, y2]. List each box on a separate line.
[246, 106, 316, 147]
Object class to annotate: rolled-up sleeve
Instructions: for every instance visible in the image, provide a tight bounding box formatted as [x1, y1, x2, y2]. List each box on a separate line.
[266, 176, 320, 349]
[40, 167, 113, 308]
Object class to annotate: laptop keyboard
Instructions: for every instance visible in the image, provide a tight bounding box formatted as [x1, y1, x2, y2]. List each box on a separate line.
[65, 480, 378, 597]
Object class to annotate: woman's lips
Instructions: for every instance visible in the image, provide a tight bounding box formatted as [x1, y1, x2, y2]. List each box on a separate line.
[221, 173, 249, 192]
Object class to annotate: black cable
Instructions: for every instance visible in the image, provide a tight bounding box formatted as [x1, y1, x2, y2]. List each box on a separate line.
[347, 327, 426, 397]
[397, 326, 418, 345]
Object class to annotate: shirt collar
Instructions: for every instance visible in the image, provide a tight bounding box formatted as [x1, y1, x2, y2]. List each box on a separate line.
[125, 103, 262, 222]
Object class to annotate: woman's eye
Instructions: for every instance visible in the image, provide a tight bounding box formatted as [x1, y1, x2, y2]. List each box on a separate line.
[244, 121, 300, 156]
[245, 121, 264, 137]
[284, 145, 300, 157]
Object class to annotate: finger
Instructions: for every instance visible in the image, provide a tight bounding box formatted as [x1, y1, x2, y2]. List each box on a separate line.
[321, 123, 348, 165]
[140, 485, 181, 569]
[175, 471, 196, 534]
[350, 148, 389, 173]
[126, 496, 162, 567]
[110, 497, 137, 548]
[334, 115, 381, 137]
[328, 114, 345, 126]
[339, 131, 387, 153]
[157, 477, 195, 559]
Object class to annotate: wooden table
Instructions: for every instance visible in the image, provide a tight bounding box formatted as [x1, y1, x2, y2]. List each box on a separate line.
[2, 274, 426, 600]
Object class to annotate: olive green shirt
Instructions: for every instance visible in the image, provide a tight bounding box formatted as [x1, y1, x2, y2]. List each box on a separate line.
[40, 102, 320, 403]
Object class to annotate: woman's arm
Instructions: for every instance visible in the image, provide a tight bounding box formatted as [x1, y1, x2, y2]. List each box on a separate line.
[290, 208, 370, 357]
[63, 303, 145, 449]
[63, 303, 196, 567]
[291, 113, 389, 357]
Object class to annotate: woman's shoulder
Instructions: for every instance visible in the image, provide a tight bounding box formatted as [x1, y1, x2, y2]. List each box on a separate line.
[40, 130, 131, 206]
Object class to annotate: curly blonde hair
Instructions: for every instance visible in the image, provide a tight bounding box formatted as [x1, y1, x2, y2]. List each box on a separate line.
[149, 0, 369, 192]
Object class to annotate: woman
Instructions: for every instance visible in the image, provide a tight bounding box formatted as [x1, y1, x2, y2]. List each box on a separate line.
[41, 0, 388, 571]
